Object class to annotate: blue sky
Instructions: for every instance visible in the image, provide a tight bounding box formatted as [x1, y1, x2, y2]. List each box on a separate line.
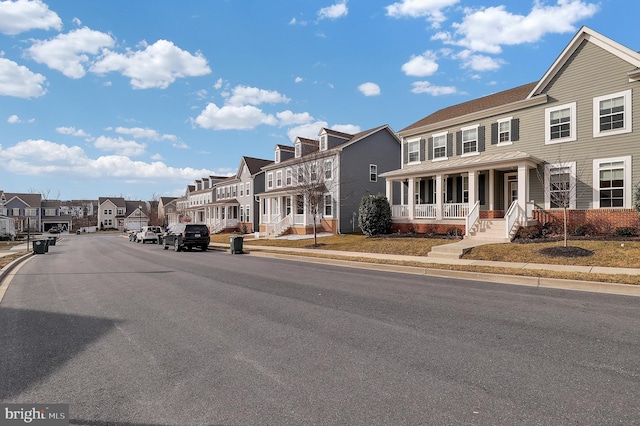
[0, 0, 636, 201]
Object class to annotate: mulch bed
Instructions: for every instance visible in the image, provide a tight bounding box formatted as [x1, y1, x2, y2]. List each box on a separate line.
[538, 246, 594, 258]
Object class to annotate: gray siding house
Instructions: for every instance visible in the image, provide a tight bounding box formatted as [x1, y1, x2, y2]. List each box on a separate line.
[381, 26, 640, 238]
[259, 125, 401, 235]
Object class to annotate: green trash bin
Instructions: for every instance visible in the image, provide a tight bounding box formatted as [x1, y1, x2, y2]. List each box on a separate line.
[229, 235, 244, 254]
[43, 239, 49, 253]
[33, 240, 46, 254]
[48, 236, 57, 246]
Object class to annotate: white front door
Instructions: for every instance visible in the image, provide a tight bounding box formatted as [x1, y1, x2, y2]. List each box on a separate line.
[505, 172, 518, 208]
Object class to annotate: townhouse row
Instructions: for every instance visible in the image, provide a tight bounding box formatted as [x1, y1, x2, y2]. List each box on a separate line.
[15, 26, 635, 239]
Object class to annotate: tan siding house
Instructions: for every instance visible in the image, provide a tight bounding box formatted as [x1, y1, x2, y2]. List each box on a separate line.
[381, 26, 640, 238]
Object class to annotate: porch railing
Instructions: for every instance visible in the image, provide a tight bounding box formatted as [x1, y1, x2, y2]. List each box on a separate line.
[391, 203, 470, 219]
[265, 214, 291, 236]
[465, 200, 480, 237]
[392, 205, 409, 218]
[414, 204, 437, 218]
[505, 200, 525, 239]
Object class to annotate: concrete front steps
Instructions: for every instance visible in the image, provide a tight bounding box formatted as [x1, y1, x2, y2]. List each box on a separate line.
[428, 219, 511, 260]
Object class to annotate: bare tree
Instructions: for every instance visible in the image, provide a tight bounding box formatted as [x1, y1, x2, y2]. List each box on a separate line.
[537, 155, 586, 247]
[285, 153, 337, 246]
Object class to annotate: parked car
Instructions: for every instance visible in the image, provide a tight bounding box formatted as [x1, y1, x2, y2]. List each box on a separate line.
[49, 226, 60, 234]
[163, 223, 210, 252]
[136, 226, 163, 244]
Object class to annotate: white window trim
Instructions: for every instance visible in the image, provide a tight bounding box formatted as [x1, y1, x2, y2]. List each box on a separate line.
[320, 134, 327, 151]
[545, 102, 577, 144]
[406, 137, 421, 164]
[497, 116, 513, 146]
[323, 193, 333, 217]
[370, 164, 378, 182]
[285, 168, 292, 186]
[324, 160, 333, 180]
[267, 172, 274, 189]
[460, 124, 479, 157]
[295, 142, 301, 158]
[593, 156, 632, 209]
[593, 89, 632, 138]
[432, 131, 448, 161]
[276, 171, 283, 188]
[275, 149, 281, 163]
[544, 162, 577, 209]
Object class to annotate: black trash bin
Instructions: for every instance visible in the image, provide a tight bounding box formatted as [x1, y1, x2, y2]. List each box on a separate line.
[229, 235, 244, 254]
[43, 239, 49, 252]
[48, 236, 57, 246]
[33, 240, 46, 254]
[157, 234, 164, 245]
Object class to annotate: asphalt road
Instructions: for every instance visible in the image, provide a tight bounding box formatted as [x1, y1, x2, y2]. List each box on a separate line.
[1, 233, 639, 425]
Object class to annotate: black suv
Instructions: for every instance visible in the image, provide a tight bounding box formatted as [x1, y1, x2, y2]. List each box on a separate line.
[163, 223, 210, 252]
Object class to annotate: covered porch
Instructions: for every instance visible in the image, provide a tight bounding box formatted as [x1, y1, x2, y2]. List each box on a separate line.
[259, 190, 324, 236]
[380, 152, 541, 237]
[205, 201, 239, 234]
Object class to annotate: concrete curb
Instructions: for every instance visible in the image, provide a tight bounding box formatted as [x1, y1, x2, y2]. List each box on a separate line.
[211, 244, 640, 297]
[0, 251, 34, 303]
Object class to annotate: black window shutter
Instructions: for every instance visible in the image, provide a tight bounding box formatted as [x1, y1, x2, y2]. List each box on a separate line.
[511, 118, 520, 141]
[428, 179, 434, 204]
[491, 122, 498, 145]
[427, 137, 433, 160]
[420, 138, 426, 162]
[403, 142, 408, 164]
[456, 131, 462, 155]
[446, 178, 453, 203]
[447, 133, 453, 157]
[479, 174, 486, 205]
[456, 177, 463, 203]
[478, 126, 485, 152]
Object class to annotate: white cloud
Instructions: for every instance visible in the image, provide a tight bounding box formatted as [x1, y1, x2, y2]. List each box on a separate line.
[457, 51, 504, 71]
[91, 39, 211, 89]
[151, 153, 163, 161]
[286, 121, 327, 142]
[225, 85, 290, 106]
[0, 58, 46, 98]
[331, 124, 361, 134]
[94, 136, 146, 157]
[213, 78, 224, 90]
[0, 0, 62, 35]
[56, 127, 90, 138]
[448, 1, 599, 54]
[358, 82, 381, 96]
[194, 103, 278, 130]
[295, 76, 303, 83]
[318, 2, 348, 20]
[401, 51, 439, 77]
[72, 17, 81, 26]
[386, 0, 459, 26]
[411, 81, 457, 95]
[7, 114, 19, 124]
[276, 110, 314, 126]
[114, 126, 177, 141]
[26, 27, 116, 79]
[0, 139, 215, 180]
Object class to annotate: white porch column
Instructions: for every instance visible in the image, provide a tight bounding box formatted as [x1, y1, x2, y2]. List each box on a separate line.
[386, 179, 393, 204]
[408, 177, 415, 220]
[489, 169, 495, 211]
[468, 171, 477, 206]
[400, 180, 406, 206]
[518, 164, 528, 214]
[435, 174, 443, 220]
[266, 198, 272, 223]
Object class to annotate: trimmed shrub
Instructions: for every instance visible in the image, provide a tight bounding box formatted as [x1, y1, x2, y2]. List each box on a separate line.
[614, 226, 637, 237]
[446, 226, 462, 238]
[358, 194, 391, 237]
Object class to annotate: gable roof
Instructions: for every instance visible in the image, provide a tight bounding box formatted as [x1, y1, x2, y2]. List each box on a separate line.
[529, 26, 640, 97]
[399, 82, 537, 134]
[98, 197, 126, 208]
[320, 128, 352, 139]
[242, 156, 273, 175]
[4, 192, 42, 207]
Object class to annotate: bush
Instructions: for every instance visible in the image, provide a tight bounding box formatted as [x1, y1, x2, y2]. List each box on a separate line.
[516, 225, 542, 239]
[574, 223, 594, 236]
[358, 194, 391, 237]
[446, 226, 462, 238]
[614, 226, 637, 237]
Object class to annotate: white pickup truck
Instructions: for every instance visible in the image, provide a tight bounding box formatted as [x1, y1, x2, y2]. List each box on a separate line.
[136, 226, 163, 244]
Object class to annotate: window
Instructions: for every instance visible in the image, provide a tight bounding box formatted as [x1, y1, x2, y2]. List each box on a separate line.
[324, 193, 332, 216]
[276, 171, 282, 187]
[407, 140, 420, 162]
[462, 176, 469, 203]
[275, 149, 280, 163]
[267, 172, 274, 189]
[295, 142, 301, 158]
[433, 133, 446, 159]
[245, 205, 250, 222]
[240, 185, 244, 197]
[593, 90, 632, 137]
[545, 102, 576, 144]
[298, 167, 304, 184]
[461, 126, 478, 154]
[225, 187, 230, 198]
[370, 164, 378, 182]
[296, 196, 304, 214]
[239, 206, 244, 222]
[310, 163, 317, 181]
[594, 157, 631, 208]
[103, 209, 112, 215]
[545, 163, 576, 209]
[232, 185, 237, 197]
[45, 208, 56, 216]
[286, 169, 292, 186]
[12, 208, 19, 216]
[324, 160, 332, 180]
[246, 182, 251, 196]
[320, 135, 327, 151]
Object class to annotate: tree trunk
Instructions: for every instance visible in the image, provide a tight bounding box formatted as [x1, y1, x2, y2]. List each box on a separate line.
[313, 215, 317, 246]
[563, 207, 568, 248]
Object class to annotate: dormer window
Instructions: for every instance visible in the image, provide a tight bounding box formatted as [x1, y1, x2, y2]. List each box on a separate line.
[320, 135, 327, 151]
[295, 142, 301, 158]
[275, 149, 280, 163]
